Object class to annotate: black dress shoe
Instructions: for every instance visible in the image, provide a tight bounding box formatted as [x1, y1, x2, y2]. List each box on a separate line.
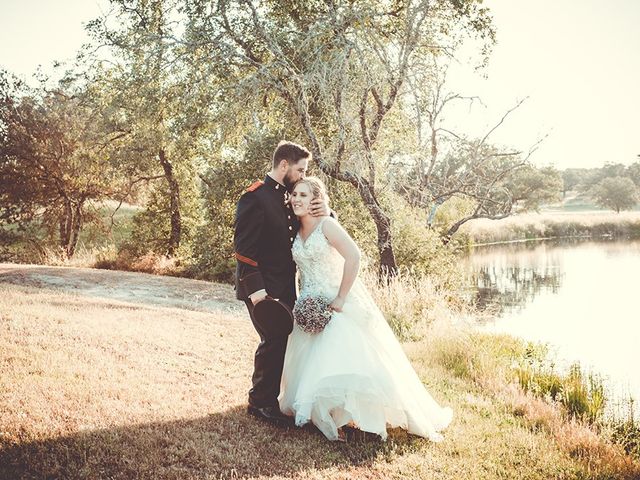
[247, 405, 291, 426]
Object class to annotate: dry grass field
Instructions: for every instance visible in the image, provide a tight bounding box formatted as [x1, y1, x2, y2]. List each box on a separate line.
[1, 264, 638, 479]
[459, 211, 640, 246]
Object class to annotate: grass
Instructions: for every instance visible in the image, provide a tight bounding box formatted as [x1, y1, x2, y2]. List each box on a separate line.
[513, 343, 640, 462]
[2, 265, 640, 479]
[458, 211, 640, 246]
[77, 200, 140, 249]
[514, 344, 607, 423]
[360, 268, 471, 342]
[413, 330, 640, 479]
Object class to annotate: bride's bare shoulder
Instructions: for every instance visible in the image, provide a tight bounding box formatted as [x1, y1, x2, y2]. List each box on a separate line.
[321, 216, 352, 241]
[320, 216, 340, 232]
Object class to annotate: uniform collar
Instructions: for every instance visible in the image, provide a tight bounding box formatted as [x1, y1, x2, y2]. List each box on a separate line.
[264, 174, 288, 193]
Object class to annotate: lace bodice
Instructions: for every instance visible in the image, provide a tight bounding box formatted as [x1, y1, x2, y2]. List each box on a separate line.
[292, 218, 344, 298]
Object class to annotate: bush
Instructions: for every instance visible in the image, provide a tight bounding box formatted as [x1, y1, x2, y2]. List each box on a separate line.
[120, 166, 202, 271]
[611, 417, 640, 459]
[561, 364, 606, 423]
[515, 345, 606, 425]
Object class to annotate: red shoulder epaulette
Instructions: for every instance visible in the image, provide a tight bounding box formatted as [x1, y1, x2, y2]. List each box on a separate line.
[246, 180, 264, 192]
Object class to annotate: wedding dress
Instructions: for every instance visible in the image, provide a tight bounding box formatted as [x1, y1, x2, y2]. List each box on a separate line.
[278, 217, 453, 441]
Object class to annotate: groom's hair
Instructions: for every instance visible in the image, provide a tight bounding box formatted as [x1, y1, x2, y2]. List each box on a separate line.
[272, 141, 311, 168]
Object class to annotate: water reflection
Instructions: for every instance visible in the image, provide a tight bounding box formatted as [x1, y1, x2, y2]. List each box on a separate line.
[465, 238, 640, 416]
[466, 240, 566, 315]
[473, 264, 563, 313]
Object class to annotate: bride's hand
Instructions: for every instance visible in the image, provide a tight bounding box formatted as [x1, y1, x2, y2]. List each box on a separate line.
[329, 296, 345, 312]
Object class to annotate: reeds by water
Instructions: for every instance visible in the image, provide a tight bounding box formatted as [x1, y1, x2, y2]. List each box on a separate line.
[458, 212, 640, 246]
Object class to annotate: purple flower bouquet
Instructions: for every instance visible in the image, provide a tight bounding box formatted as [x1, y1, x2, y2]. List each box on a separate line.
[293, 295, 333, 334]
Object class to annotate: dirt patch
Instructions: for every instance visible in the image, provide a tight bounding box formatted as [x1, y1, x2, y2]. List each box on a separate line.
[0, 263, 244, 315]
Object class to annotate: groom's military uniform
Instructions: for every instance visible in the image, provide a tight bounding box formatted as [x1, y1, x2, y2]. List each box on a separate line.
[234, 174, 299, 409]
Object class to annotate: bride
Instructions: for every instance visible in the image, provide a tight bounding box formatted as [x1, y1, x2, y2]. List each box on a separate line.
[279, 177, 453, 442]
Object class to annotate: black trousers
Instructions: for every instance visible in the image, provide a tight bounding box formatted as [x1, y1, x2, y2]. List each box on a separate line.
[244, 294, 295, 408]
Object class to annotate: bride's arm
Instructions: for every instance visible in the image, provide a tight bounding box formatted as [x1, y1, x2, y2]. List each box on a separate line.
[322, 217, 361, 312]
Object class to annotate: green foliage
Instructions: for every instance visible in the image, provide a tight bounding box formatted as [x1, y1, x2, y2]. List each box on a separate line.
[0, 71, 129, 258]
[388, 197, 463, 289]
[181, 0, 499, 274]
[122, 168, 202, 262]
[188, 133, 280, 282]
[561, 364, 606, 424]
[507, 166, 563, 211]
[327, 185, 465, 289]
[515, 344, 564, 401]
[83, 0, 217, 258]
[627, 162, 640, 188]
[77, 202, 138, 249]
[590, 176, 640, 213]
[433, 196, 477, 231]
[562, 169, 585, 194]
[323, 176, 378, 263]
[516, 345, 606, 425]
[562, 162, 640, 198]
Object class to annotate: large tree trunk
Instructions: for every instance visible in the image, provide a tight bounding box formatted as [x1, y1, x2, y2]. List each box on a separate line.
[442, 218, 466, 245]
[298, 112, 398, 278]
[376, 218, 397, 277]
[68, 202, 83, 258]
[158, 148, 181, 256]
[59, 199, 72, 254]
[355, 183, 397, 277]
[443, 210, 510, 245]
[58, 198, 83, 258]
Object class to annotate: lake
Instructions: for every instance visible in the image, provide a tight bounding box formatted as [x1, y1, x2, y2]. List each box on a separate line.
[465, 238, 640, 416]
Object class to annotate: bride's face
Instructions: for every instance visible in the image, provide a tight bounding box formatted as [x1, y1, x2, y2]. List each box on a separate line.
[291, 183, 313, 217]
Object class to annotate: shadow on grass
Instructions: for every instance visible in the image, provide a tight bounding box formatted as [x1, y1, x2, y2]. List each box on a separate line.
[0, 405, 427, 479]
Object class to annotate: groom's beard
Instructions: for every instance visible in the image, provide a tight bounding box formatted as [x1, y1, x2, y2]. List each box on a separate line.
[283, 172, 296, 190]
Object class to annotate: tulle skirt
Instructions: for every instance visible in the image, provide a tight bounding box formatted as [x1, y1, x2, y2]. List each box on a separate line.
[278, 282, 453, 441]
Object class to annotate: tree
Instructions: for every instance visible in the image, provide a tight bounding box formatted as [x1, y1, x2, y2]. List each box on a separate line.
[0, 71, 129, 257]
[599, 162, 627, 180]
[182, 0, 495, 276]
[85, 0, 210, 257]
[572, 163, 634, 197]
[396, 63, 561, 242]
[626, 161, 640, 188]
[590, 176, 639, 213]
[561, 168, 588, 196]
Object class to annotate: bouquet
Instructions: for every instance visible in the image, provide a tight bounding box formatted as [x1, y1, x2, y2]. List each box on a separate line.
[293, 295, 333, 334]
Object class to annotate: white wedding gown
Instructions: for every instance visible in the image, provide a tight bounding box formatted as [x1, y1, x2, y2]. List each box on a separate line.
[279, 218, 453, 441]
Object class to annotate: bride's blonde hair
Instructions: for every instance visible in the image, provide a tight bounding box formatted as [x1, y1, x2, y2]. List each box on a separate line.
[293, 176, 327, 201]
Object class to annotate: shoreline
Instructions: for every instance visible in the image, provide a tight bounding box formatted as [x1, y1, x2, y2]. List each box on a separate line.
[457, 211, 640, 248]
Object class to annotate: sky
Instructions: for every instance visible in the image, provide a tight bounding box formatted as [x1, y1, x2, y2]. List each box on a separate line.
[0, 0, 638, 170]
[446, 0, 640, 170]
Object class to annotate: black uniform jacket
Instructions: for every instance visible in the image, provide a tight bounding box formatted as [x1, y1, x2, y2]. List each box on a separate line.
[234, 175, 300, 302]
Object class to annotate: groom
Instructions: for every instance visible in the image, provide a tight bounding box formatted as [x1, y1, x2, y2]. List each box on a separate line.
[234, 140, 328, 424]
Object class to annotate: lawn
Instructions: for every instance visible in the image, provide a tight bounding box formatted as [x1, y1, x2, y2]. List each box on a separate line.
[1, 264, 638, 479]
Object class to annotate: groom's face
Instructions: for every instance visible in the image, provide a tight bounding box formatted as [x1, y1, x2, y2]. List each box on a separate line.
[283, 158, 309, 189]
